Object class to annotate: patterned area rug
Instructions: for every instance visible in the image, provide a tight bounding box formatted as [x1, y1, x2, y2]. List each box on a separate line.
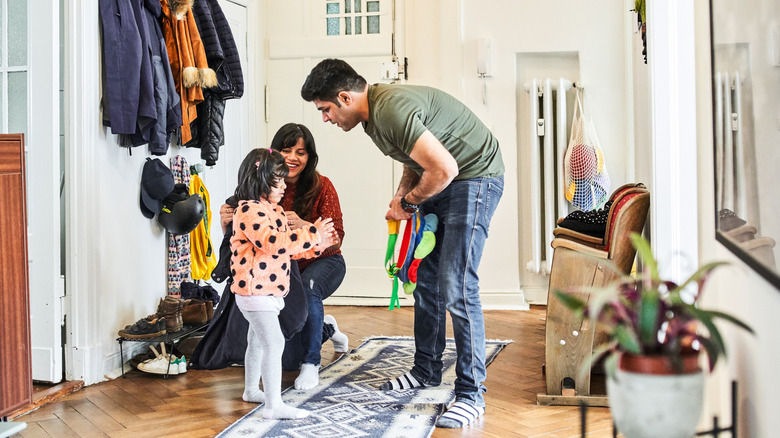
[217, 336, 511, 438]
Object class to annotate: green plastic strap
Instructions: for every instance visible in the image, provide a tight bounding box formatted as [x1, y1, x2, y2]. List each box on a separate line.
[385, 232, 398, 274]
[385, 220, 401, 309]
[388, 276, 400, 310]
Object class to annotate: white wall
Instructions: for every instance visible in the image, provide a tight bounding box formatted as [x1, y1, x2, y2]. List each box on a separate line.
[695, 1, 780, 436]
[404, 1, 634, 304]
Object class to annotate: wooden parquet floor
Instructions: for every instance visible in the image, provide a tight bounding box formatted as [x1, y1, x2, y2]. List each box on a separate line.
[12, 305, 616, 438]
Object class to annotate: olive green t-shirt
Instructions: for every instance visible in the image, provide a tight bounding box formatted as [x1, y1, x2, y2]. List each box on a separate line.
[362, 84, 504, 180]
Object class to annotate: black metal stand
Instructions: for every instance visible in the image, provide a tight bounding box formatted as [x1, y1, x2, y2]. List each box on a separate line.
[580, 380, 739, 437]
[117, 322, 208, 379]
[695, 380, 739, 438]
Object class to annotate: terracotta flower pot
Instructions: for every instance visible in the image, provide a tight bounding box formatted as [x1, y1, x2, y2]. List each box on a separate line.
[619, 352, 702, 375]
[607, 353, 704, 438]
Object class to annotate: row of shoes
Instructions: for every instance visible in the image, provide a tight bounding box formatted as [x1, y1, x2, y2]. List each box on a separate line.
[136, 342, 187, 375]
[118, 295, 215, 339]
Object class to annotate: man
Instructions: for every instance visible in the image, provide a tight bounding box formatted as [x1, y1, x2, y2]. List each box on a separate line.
[301, 59, 504, 428]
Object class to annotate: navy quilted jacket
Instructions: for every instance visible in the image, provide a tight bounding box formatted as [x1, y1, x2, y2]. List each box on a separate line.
[184, 0, 244, 164]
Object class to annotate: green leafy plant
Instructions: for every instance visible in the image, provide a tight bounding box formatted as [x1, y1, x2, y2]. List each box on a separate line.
[555, 232, 753, 376]
[635, 0, 646, 24]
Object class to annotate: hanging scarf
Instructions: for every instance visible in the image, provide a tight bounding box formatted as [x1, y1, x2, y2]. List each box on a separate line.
[167, 155, 191, 295]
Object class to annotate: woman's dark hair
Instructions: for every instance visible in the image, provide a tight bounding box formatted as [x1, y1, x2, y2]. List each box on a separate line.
[232, 148, 288, 203]
[300, 58, 367, 105]
[271, 123, 321, 220]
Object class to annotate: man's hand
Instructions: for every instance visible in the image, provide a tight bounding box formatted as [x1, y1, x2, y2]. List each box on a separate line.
[385, 130, 458, 221]
[385, 194, 413, 221]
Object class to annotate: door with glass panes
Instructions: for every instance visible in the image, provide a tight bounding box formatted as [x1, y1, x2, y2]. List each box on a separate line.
[266, 0, 406, 303]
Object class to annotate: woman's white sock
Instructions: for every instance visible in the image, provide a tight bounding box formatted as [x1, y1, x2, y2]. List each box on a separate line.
[294, 363, 320, 390]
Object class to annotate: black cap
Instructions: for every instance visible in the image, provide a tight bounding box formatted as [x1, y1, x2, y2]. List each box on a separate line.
[140, 158, 175, 218]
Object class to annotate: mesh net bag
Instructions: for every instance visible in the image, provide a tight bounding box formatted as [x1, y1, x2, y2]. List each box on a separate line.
[564, 89, 610, 211]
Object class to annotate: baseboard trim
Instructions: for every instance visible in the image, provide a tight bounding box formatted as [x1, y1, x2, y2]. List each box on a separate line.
[523, 285, 550, 305]
[7, 380, 84, 420]
[103, 341, 153, 380]
[327, 290, 529, 310]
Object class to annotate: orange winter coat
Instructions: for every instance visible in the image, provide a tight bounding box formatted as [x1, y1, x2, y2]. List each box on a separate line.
[159, 0, 217, 144]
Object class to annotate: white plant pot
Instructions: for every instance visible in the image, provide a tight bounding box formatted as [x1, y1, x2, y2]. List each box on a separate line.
[607, 368, 705, 438]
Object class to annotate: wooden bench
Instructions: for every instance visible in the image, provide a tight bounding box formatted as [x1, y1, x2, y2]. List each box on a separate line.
[537, 184, 650, 406]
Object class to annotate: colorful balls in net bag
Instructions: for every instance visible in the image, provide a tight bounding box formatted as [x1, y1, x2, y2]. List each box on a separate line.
[569, 143, 599, 180]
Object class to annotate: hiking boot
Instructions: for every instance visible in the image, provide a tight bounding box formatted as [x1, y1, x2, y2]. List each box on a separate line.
[177, 298, 184, 329]
[182, 299, 208, 325]
[118, 316, 166, 339]
[157, 296, 183, 332]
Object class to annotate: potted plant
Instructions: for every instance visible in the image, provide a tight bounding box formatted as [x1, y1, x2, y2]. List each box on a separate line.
[555, 232, 753, 438]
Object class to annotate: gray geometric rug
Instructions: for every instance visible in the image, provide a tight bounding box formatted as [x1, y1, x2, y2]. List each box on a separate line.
[217, 336, 511, 438]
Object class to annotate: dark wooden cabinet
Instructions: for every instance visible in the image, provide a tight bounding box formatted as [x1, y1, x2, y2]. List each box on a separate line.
[0, 134, 32, 417]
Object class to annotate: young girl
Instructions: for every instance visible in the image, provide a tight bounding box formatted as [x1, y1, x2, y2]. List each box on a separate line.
[230, 148, 335, 420]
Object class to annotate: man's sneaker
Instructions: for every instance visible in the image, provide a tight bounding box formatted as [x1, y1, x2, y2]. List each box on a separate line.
[324, 314, 349, 353]
[118, 316, 166, 339]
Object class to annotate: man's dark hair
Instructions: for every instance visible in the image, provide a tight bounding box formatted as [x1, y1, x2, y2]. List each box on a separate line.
[300, 58, 367, 105]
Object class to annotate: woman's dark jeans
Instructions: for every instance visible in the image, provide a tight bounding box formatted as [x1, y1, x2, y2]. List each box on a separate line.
[281, 254, 346, 370]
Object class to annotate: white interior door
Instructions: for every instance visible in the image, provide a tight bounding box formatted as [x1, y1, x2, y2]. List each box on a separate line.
[266, 0, 403, 303]
[200, 1, 252, 250]
[27, 0, 63, 383]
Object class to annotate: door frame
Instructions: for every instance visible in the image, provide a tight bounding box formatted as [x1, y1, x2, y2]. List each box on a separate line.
[28, 0, 64, 383]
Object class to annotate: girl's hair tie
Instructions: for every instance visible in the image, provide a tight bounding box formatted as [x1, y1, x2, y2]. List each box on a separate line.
[255, 160, 260, 169]
[269, 147, 274, 153]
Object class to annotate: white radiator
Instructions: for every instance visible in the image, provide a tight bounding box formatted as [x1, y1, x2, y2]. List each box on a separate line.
[524, 78, 574, 275]
[714, 71, 746, 219]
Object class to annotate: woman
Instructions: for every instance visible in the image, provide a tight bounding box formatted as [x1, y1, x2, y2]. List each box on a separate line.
[221, 123, 348, 390]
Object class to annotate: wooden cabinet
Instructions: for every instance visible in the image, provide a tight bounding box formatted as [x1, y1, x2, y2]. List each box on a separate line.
[0, 134, 32, 417]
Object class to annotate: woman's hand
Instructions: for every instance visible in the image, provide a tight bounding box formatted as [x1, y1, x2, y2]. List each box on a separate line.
[327, 233, 341, 251]
[220, 203, 235, 233]
[285, 211, 306, 229]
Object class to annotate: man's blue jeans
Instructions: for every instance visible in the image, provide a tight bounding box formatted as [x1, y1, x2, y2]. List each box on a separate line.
[410, 175, 503, 407]
[281, 254, 346, 370]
